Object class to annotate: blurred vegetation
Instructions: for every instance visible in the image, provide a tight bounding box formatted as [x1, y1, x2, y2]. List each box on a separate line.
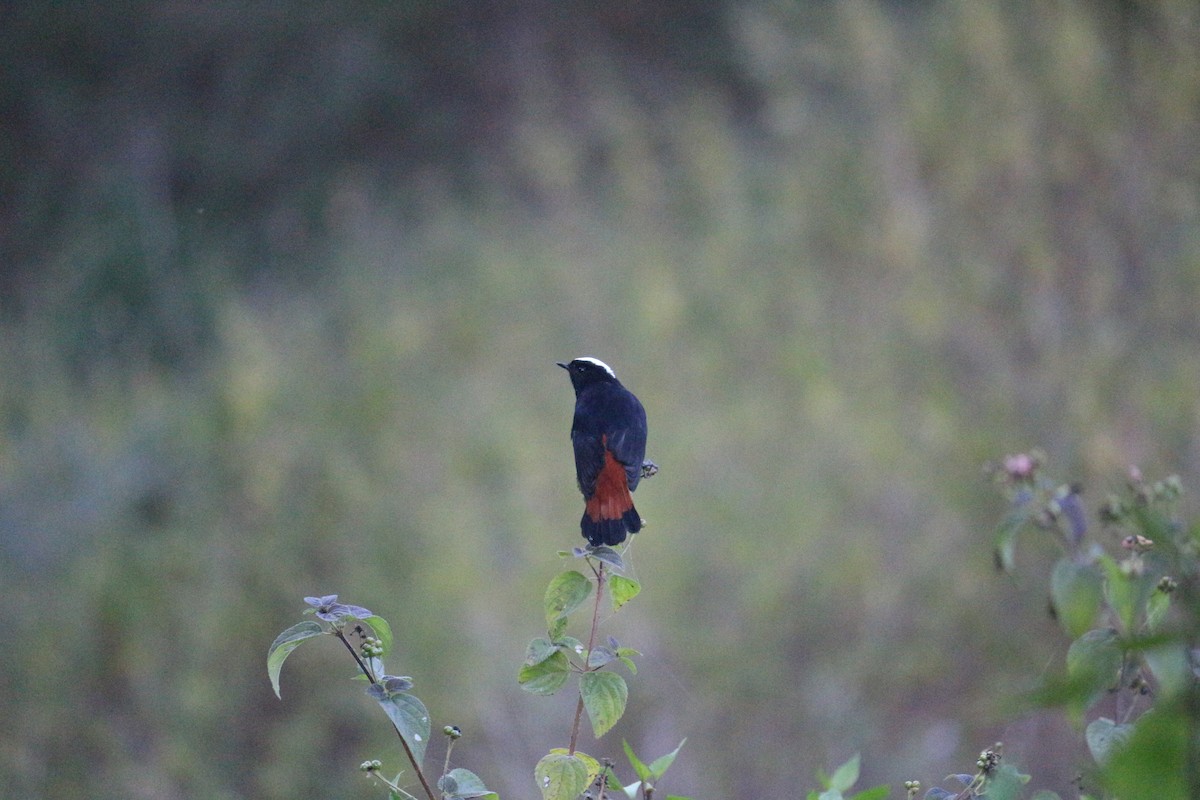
[1, 1, 1198, 798]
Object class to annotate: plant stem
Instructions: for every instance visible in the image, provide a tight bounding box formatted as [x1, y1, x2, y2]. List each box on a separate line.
[392, 722, 439, 800]
[443, 737, 456, 788]
[374, 772, 420, 800]
[336, 628, 376, 682]
[568, 560, 608, 755]
[336, 629, 439, 800]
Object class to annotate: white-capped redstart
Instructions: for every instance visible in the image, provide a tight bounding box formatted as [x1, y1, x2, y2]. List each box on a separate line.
[557, 357, 648, 546]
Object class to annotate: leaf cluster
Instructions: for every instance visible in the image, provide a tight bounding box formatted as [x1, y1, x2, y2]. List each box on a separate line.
[917, 743, 1054, 800]
[268, 596, 497, 800]
[518, 553, 640, 733]
[519, 546, 690, 800]
[267, 544, 689, 800]
[990, 455, 1200, 800]
[806, 753, 889, 800]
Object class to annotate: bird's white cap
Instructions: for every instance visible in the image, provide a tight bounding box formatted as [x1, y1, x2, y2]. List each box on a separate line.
[574, 357, 615, 378]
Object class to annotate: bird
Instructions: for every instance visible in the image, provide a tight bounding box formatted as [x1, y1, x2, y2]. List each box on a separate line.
[557, 357, 648, 547]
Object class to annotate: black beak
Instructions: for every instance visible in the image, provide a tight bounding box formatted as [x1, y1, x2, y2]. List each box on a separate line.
[556, 361, 569, 370]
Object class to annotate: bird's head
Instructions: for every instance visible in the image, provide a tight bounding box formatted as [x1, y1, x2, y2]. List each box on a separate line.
[557, 357, 618, 394]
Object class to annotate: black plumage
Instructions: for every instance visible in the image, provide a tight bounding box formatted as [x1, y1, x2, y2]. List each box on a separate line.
[558, 358, 648, 546]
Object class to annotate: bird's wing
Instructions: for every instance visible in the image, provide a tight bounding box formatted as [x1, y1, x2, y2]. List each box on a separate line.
[571, 385, 648, 498]
[571, 428, 607, 500]
[602, 393, 647, 492]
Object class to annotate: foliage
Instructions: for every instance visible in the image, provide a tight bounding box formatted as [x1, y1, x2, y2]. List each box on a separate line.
[516, 544, 688, 800]
[915, 744, 1040, 800]
[270, 534, 688, 800]
[269, 595, 460, 800]
[3, 2, 1200, 798]
[989, 454, 1200, 799]
[805, 753, 889, 800]
[799, 453, 1200, 800]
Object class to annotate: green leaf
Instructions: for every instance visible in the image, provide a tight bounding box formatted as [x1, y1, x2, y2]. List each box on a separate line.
[1050, 559, 1103, 637]
[580, 671, 628, 738]
[518, 650, 571, 695]
[623, 739, 651, 783]
[267, 621, 325, 698]
[548, 616, 569, 640]
[554, 635, 586, 657]
[646, 738, 687, 780]
[982, 764, 1028, 800]
[1024, 669, 1114, 723]
[439, 767, 492, 798]
[849, 786, 891, 800]
[1145, 587, 1170, 632]
[614, 646, 639, 674]
[549, 748, 601, 787]
[534, 752, 590, 800]
[827, 753, 860, 792]
[1066, 627, 1122, 710]
[587, 546, 625, 571]
[1098, 555, 1149, 636]
[363, 615, 393, 657]
[817, 790, 843, 800]
[525, 637, 560, 667]
[1103, 708, 1189, 800]
[545, 570, 593, 626]
[609, 574, 641, 611]
[1086, 717, 1133, 765]
[367, 686, 431, 765]
[1143, 641, 1190, 697]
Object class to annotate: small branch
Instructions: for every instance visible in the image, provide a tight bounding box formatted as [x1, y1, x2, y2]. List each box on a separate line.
[336, 628, 375, 682]
[585, 563, 607, 659]
[392, 725, 438, 800]
[568, 560, 608, 755]
[568, 695, 587, 756]
[336, 628, 438, 800]
[443, 736, 457, 789]
[372, 772, 420, 800]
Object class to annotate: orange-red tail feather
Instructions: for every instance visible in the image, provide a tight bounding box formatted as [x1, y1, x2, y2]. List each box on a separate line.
[581, 449, 642, 546]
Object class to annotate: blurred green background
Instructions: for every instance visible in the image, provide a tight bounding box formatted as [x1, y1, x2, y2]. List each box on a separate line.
[2, 2, 1198, 798]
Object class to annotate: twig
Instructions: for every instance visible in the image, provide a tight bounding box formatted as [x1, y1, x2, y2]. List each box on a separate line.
[336, 628, 376, 682]
[390, 721, 438, 800]
[568, 559, 608, 755]
[443, 734, 457, 790]
[336, 629, 439, 800]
